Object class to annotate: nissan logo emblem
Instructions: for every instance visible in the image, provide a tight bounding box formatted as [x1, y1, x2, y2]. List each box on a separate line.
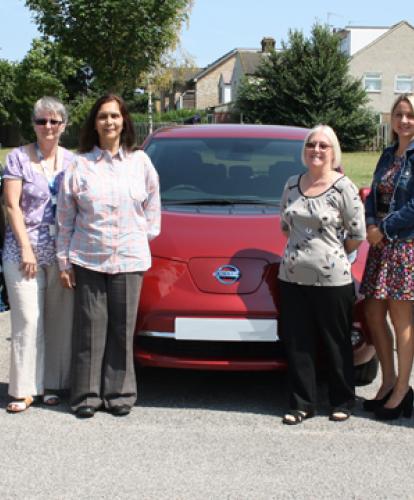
[213, 265, 241, 285]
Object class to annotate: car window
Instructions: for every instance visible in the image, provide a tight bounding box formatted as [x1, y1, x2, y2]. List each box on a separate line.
[145, 137, 306, 203]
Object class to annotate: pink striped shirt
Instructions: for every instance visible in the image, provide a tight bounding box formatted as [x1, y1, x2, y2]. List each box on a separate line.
[56, 147, 161, 273]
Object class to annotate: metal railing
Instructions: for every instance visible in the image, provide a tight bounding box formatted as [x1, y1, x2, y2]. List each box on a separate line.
[135, 122, 176, 146]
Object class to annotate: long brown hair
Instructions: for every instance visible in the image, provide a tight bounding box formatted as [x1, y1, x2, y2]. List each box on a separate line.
[390, 94, 414, 143]
[79, 94, 136, 153]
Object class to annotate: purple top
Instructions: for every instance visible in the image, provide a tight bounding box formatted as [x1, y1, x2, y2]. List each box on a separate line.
[2, 146, 75, 266]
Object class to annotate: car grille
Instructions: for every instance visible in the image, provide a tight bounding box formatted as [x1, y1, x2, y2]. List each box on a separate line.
[135, 337, 286, 360]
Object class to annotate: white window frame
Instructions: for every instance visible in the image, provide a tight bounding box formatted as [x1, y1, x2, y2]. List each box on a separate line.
[394, 74, 414, 94]
[364, 72, 382, 93]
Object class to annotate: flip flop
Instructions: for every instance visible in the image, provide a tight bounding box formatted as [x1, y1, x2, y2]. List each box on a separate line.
[6, 396, 34, 413]
[43, 394, 60, 406]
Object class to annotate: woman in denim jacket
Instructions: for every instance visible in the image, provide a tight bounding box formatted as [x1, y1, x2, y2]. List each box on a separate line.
[361, 94, 414, 420]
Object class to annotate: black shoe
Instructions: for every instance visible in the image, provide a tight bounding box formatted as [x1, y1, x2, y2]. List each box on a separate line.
[363, 388, 393, 412]
[76, 406, 96, 418]
[282, 409, 314, 425]
[329, 408, 351, 422]
[375, 387, 413, 421]
[110, 405, 131, 416]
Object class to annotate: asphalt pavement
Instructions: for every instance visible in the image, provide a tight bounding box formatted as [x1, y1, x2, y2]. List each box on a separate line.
[0, 310, 413, 499]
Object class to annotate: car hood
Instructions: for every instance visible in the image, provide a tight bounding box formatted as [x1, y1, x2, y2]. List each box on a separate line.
[150, 209, 285, 295]
[151, 209, 286, 262]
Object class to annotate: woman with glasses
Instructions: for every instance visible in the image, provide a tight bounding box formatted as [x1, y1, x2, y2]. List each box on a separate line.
[2, 96, 74, 412]
[278, 124, 366, 424]
[361, 94, 414, 420]
[57, 94, 160, 418]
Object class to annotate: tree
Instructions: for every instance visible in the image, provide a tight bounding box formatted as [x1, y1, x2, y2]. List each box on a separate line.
[25, 0, 193, 95]
[13, 39, 84, 140]
[237, 24, 376, 150]
[0, 59, 17, 125]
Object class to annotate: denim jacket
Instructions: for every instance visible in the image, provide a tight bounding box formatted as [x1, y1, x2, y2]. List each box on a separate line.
[365, 139, 414, 240]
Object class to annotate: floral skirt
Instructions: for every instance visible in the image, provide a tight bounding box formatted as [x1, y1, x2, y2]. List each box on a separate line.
[360, 239, 414, 301]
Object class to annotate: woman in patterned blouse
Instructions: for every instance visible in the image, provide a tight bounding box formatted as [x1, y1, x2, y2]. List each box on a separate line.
[57, 94, 161, 418]
[3, 97, 74, 412]
[278, 124, 366, 424]
[361, 95, 414, 420]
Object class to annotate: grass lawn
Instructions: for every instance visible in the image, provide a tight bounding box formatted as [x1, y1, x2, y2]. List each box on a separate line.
[342, 151, 379, 187]
[0, 147, 379, 188]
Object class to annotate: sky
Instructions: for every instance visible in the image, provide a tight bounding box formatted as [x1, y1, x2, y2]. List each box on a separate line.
[0, 0, 413, 67]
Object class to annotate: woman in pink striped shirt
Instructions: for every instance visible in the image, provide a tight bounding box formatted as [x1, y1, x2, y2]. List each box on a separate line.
[57, 94, 161, 418]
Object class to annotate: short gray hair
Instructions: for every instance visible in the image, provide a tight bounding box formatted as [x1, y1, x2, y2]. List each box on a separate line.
[33, 96, 68, 124]
[301, 124, 342, 170]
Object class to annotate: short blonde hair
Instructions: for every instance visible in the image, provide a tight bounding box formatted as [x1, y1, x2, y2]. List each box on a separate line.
[390, 94, 414, 143]
[301, 124, 342, 170]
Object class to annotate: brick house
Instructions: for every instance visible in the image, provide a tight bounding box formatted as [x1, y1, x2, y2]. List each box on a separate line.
[186, 37, 275, 111]
[157, 67, 201, 112]
[336, 20, 414, 119]
[189, 48, 241, 109]
[231, 37, 275, 104]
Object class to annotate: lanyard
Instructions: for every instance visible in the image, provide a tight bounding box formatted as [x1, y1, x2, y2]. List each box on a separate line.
[34, 143, 59, 218]
[35, 143, 60, 192]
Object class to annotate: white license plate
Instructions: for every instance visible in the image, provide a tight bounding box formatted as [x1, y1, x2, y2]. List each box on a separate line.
[175, 318, 278, 342]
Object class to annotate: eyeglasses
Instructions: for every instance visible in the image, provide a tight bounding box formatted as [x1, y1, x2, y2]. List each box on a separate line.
[34, 118, 63, 126]
[305, 141, 332, 151]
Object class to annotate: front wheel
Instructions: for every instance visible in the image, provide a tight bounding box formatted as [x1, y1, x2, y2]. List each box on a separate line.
[354, 355, 379, 386]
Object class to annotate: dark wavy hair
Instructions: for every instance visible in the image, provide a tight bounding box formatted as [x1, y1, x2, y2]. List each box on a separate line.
[79, 94, 136, 153]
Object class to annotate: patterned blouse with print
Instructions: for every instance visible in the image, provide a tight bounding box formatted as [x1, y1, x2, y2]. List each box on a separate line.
[278, 174, 366, 286]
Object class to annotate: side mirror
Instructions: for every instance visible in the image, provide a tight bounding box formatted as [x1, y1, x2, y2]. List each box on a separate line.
[359, 187, 371, 203]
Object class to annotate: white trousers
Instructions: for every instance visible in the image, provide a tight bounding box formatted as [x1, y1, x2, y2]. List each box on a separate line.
[3, 260, 74, 398]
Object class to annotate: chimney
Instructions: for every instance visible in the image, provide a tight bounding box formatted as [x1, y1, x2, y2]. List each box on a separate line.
[261, 37, 276, 53]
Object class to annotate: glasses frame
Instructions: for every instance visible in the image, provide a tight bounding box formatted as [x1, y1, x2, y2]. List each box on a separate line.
[304, 141, 332, 152]
[33, 118, 64, 126]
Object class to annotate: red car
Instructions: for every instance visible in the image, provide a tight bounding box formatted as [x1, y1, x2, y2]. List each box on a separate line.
[135, 124, 377, 385]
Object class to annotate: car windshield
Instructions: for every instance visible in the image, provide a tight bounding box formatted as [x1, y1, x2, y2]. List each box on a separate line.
[145, 137, 306, 204]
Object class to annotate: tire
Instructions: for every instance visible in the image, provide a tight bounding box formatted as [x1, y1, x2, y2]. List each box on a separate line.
[354, 355, 379, 386]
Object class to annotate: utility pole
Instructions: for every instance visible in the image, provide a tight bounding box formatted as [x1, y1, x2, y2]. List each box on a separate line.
[147, 76, 153, 134]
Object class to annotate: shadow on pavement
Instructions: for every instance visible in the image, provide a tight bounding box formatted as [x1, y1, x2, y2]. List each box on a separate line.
[138, 368, 288, 417]
[1, 369, 414, 427]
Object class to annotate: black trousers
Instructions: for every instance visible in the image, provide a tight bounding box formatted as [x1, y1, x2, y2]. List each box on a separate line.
[70, 265, 143, 411]
[278, 280, 355, 413]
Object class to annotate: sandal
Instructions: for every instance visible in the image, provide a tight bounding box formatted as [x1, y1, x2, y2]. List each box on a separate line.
[43, 394, 61, 406]
[6, 396, 34, 413]
[329, 409, 351, 422]
[282, 410, 314, 425]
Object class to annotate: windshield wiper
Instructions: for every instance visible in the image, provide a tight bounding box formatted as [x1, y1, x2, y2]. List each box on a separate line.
[162, 198, 280, 206]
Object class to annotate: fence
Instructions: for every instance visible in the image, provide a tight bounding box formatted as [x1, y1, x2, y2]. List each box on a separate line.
[365, 122, 390, 151]
[1, 119, 392, 151]
[135, 122, 177, 146]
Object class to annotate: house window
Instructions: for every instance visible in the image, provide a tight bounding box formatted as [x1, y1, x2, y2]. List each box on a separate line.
[364, 73, 382, 92]
[219, 85, 223, 104]
[218, 83, 232, 104]
[395, 75, 413, 93]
